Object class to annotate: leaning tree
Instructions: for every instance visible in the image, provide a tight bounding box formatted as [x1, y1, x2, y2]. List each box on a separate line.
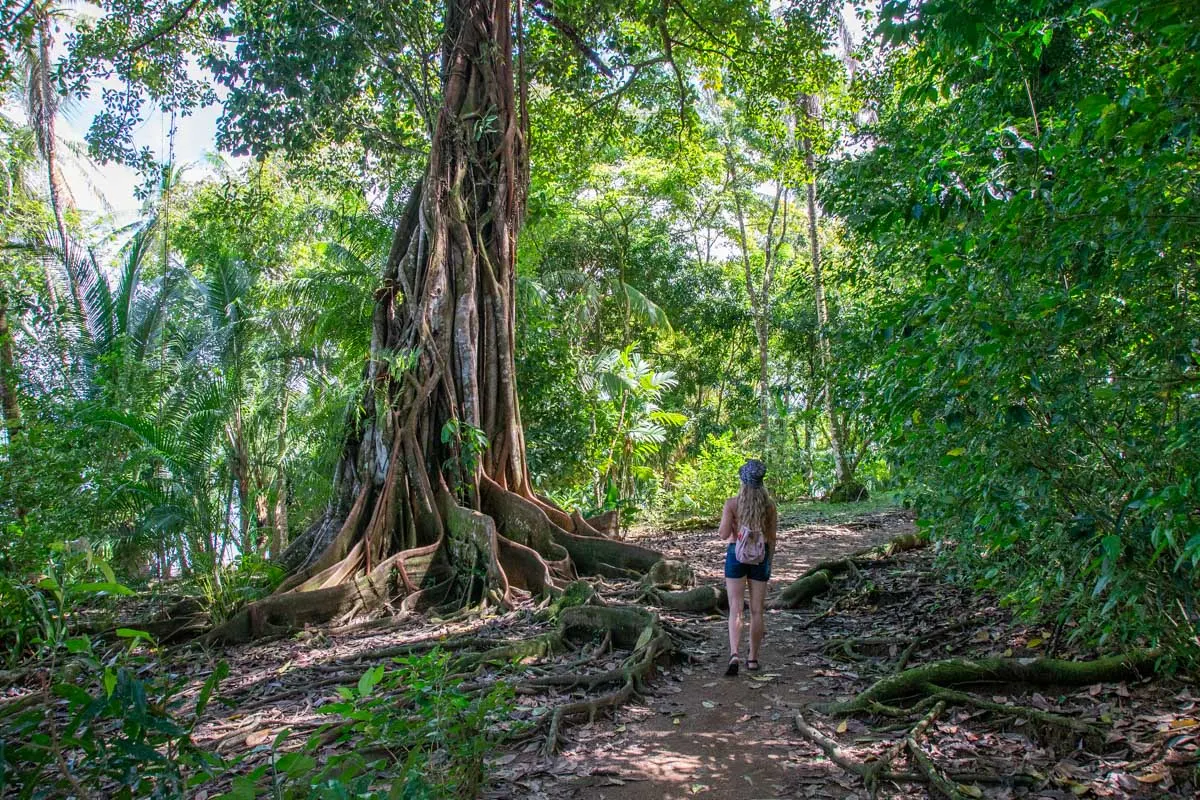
[64, 0, 841, 641]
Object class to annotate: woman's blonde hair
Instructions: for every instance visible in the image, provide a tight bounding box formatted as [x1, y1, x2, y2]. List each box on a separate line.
[736, 483, 773, 533]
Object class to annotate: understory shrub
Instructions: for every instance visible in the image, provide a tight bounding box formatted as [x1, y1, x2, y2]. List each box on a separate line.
[663, 432, 751, 517]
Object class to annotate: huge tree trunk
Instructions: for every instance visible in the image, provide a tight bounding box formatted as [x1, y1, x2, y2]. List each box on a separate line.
[210, 0, 661, 642]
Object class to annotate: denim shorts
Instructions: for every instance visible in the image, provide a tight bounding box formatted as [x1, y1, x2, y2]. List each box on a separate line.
[725, 543, 772, 582]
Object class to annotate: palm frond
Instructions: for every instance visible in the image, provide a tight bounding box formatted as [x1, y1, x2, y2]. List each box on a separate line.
[622, 282, 673, 333]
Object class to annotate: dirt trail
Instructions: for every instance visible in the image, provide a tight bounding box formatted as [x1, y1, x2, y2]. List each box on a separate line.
[555, 512, 910, 800]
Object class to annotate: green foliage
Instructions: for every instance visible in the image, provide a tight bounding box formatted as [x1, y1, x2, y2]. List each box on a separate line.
[192, 554, 285, 624]
[2, 625, 515, 799]
[829, 0, 1200, 658]
[0, 658, 228, 799]
[219, 650, 518, 800]
[664, 432, 750, 517]
[0, 556, 228, 798]
[0, 540, 132, 666]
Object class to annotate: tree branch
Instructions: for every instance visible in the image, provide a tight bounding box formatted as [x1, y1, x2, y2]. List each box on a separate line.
[529, 1, 613, 78]
[125, 0, 206, 57]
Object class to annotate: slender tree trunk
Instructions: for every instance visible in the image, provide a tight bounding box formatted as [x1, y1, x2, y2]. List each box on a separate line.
[756, 317, 769, 447]
[34, 15, 85, 316]
[231, 410, 253, 555]
[212, 0, 662, 643]
[0, 287, 23, 520]
[0, 292, 20, 434]
[267, 376, 291, 558]
[800, 99, 850, 486]
[726, 146, 785, 453]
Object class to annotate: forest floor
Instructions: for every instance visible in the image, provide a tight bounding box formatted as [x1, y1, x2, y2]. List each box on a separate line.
[20, 503, 1193, 798]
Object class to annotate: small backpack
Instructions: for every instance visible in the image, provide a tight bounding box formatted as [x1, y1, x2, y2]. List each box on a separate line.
[735, 524, 766, 565]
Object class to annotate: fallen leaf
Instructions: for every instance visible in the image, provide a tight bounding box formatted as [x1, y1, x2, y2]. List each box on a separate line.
[957, 784, 983, 798]
[702, 701, 716, 709]
[1134, 771, 1167, 784]
[836, 719, 849, 734]
[245, 729, 272, 747]
[972, 630, 991, 642]
[1168, 718, 1197, 729]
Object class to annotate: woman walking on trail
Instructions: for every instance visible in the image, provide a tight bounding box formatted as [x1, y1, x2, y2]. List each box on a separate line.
[719, 459, 778, 676]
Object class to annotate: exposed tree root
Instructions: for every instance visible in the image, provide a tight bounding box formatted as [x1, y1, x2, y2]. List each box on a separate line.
[196, 480, 668, 646]
[772, 569, 833, 609]
[639, 559, 695, 590]
[822, 616, 983, 670]
[863, 700, 946, 788]
[794, 709, 871, 776]
[906, 732, 972, 800]
[921, 684, 1100, 743]
[818, 650, 1159, 715]
[582, 509, 619, 537]
[647, 584, 727, 613]
[795, 706, 1035, 796]
[771, 531, 926, 610]
[540, 604, 673, 755]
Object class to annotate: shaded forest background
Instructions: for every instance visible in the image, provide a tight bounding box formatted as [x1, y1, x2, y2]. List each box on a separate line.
[0, 0, 1196, 688]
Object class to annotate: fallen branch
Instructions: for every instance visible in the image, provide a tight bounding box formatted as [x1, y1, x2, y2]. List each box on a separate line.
[794, 710, 866, 776]
[797, 704, 1017, 798]
[863, 700, 946, 786]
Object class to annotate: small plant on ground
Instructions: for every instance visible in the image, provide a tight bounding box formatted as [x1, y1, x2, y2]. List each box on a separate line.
[220, 649, 520, 800]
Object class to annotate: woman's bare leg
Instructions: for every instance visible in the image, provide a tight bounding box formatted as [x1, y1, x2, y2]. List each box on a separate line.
[726, 577, 746, 658]
[748, 579, 768, 662]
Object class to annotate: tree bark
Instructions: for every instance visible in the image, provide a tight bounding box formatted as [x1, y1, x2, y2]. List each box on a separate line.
[211, 0, 660, 641]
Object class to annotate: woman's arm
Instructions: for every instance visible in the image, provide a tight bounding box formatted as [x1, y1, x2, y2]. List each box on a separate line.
[717, 498, 736, 542]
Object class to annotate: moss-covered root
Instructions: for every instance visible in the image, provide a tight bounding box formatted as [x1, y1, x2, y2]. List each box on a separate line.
[650, 584, 728, 613]
[547, 580, 600, 618]
[770, 569, 832, 609]
[640, 559, 696, 590]
[819, 650, 1159, 715]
